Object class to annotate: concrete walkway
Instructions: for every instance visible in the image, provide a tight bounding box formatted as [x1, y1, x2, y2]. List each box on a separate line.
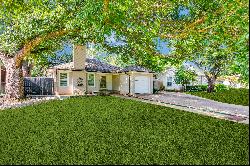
[112, 92, 249, 124]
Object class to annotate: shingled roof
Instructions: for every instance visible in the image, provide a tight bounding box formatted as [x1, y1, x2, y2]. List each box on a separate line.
[85, 58, 121, 72]
[53, 58, 121, 73]
[53, 62, 74, 70]
[52, 58, 153, 73]
[120, 65, 153, 73]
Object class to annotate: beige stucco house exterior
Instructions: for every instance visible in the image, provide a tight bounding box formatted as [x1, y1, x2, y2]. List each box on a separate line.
[47, 45, 154, 96]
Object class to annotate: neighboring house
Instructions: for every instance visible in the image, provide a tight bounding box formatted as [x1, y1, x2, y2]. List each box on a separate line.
[216, 75, 245, 88]
[0, 62, 6, 93]
[47, 45, 154, 96]
[156, 64, 207, 91]
[156, 62, 247, 90]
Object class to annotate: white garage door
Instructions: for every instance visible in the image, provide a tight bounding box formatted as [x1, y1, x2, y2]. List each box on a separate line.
[134, 76, 150, 93]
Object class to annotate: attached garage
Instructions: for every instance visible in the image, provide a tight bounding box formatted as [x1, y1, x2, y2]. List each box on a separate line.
[134, 76, 150, 93]
[119, 66, 154, 95]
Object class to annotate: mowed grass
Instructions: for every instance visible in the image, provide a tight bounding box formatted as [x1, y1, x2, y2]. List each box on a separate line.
[0, 96, 248, 165]
[187, 88, 249, 106]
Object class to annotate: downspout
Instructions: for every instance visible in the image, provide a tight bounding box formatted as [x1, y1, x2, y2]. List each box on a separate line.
[128, 74, 131, 95]
[86, 72, 88, 94]
[55, 68, 58, 96]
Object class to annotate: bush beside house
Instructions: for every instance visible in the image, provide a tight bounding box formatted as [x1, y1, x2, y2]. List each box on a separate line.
[187, 88, 249, 106]
[174, 66, 197, 91]
[186, 84, 229, 92]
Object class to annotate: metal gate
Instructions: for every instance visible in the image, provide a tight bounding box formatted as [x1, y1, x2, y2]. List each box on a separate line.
[24, 77, 54, 96]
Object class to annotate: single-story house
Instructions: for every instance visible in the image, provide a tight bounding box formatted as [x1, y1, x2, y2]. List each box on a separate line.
[47, 45, 154, 96]
[156, 64, 207, 91]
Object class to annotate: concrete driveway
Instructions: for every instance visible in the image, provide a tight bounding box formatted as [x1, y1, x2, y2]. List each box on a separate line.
[130, 92, 249, 124]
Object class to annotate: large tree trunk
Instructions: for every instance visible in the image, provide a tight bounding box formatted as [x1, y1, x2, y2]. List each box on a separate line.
[207, 76, 216, 93]
[182, 84, 185, 92]
[4, 58, 24, 100]
[22, 60, 32, 77]
[0, 29, 71, 100]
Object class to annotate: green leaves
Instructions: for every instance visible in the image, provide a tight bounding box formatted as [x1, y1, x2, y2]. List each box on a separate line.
[0, 0, 248, 81]
[174, 66, 197, 86]
[188, 88, 249, 106]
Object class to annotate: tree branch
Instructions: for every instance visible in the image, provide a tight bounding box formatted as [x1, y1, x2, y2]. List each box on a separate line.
[12, 0, 110, 67]
[103, 0, 109, 24]
[197, 8, 238, 33]
[160, 5, 232, 39]
[14, 29, 78, 67]
[160, 17, 206, 39]
[104, 0, 109, 12]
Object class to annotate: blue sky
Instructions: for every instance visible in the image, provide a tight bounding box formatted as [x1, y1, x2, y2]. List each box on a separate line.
[56, 43, 72, 56]
[179, 7, 189, 17]
[156, 38, 171, 55]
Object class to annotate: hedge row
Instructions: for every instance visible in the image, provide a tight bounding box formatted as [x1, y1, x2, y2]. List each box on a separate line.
[187, 88, 249, 106]
[186, 84, 229, 92]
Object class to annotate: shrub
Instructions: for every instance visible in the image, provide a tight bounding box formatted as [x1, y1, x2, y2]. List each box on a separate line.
[186, 84, 230, 92]
[165, 89, 181, 92]
[153, 80, 163, 93]
[187, 88, 249, 106]
[186, 85, 208, 92]
[174, 66, 197, 89]
[98, 89, 111, 96]
[215, 84, 229, 92]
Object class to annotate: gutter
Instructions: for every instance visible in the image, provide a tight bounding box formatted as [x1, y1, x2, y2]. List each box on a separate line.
[55, 68, 58, 95]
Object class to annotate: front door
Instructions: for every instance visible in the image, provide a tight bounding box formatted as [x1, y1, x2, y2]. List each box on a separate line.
[100, 76, 107, 89]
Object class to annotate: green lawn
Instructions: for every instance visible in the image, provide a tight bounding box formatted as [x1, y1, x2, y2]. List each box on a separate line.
[0, 96, 248, 165]
[187, 88, 249, 106]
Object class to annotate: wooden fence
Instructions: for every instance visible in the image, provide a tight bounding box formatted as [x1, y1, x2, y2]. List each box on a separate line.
[24, 77, 54, 96]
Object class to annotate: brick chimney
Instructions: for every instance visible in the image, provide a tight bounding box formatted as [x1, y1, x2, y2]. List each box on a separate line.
[73, 45, 87, 70]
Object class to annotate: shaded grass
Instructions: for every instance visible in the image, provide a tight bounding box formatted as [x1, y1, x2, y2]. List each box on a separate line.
[0, 96, 248, 165]
[187, 88, 249, 106]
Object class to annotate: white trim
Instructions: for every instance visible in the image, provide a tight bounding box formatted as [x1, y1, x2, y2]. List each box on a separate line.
[59, 72, 69, 87]
[87, 73, 95, 87]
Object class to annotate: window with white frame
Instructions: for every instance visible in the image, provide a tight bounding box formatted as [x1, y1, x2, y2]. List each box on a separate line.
[167, 77, 173, 87]
[59, 73, 68, 87]
[88, 73, 95, 86]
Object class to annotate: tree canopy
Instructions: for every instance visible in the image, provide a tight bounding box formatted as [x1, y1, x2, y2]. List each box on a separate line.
[1, 0, 248, 66]
[167, 0, 249, 85]
[0, 0, 248, 98]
